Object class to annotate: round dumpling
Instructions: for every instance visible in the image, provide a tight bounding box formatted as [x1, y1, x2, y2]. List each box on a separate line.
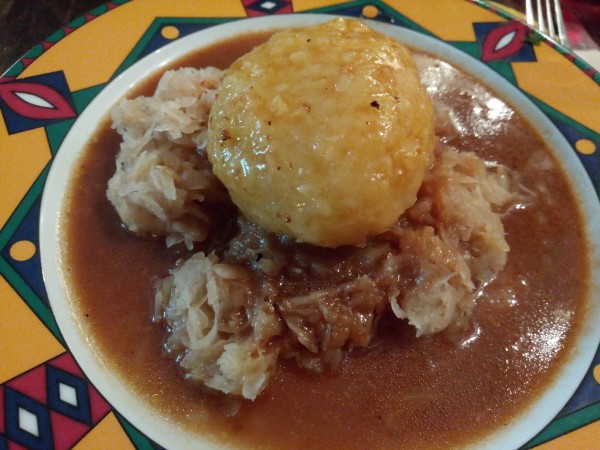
[207, 18, 435, 248]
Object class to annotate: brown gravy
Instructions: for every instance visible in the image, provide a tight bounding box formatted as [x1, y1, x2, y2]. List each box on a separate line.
[62, 33, 589, 449]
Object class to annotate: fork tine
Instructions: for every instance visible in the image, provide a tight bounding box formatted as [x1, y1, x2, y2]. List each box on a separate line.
[546, 0, 556, 38]
[526, 0, 535, 25]
[536, 0, 547, 33]
[525, 0, 570, 48]
[554, 0, 569, 47]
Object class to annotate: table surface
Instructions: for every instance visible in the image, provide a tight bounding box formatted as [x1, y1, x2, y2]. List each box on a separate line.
[0, 0, 105, 74]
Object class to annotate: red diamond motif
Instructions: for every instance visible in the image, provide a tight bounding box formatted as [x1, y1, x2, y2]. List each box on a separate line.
[51, 410, 90, 449]
[20, 58, 34, 68]
[6, 365, 47, 405]
[89, 385, 111, 424]
[49, 353, 85, 378]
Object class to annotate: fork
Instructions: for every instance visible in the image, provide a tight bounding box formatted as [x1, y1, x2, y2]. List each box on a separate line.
[525, 0, 570, 48]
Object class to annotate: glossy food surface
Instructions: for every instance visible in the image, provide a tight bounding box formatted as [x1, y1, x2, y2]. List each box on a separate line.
[62, 33, 589, 450]
[207, 19, 435, 247]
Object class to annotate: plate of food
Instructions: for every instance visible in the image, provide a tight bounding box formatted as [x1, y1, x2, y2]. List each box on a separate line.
[1, 1, 599, 449]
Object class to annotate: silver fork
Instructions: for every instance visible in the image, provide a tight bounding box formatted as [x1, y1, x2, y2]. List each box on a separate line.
[525, 0, 570, 48]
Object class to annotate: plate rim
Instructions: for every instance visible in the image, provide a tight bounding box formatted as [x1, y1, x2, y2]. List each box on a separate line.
[38, 11, 600, 450]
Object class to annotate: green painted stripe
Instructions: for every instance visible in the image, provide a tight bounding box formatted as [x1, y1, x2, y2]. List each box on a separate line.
[523, 401, 600, 448]
[0, 164, 49, 252]
[73, 84, 107, 113]
[45, 29, 66, 44]
[46, 120, 76, 156]
[451, 41, 482, 59]
[110, 16, 234, 81]
[109, 19, 165, 80]
[304, 0, 438, 38]
[3, 61, 23, 78]
[24, 44, 44, 59]
[0, 258, 64, 345]
[116, 412, 159, 450]
[486, 59, 519, 86]
[68, 15, 87, 29]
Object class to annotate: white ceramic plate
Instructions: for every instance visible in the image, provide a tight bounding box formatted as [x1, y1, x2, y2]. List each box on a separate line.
[38, 13, 600, 450]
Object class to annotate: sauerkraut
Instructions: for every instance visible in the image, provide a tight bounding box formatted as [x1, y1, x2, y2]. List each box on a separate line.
[107, 67, 226, 249]
[107, 26, 516, 401]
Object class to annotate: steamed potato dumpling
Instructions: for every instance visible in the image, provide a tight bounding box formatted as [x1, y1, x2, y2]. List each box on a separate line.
[207, 18, 435, 248]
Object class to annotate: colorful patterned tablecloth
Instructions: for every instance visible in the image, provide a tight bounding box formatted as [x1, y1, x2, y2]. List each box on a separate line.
[0, 0, 599, 448]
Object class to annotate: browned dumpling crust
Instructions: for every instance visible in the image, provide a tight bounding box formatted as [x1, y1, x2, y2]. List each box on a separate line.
[207, 18, 435, 247]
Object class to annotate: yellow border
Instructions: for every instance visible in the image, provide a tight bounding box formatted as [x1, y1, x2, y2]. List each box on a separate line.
[0, 1, 598, 448]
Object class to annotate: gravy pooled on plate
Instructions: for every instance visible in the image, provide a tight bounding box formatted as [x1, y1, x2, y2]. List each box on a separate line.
[62, 22, 589, 450]
[108, 19, 514, 400]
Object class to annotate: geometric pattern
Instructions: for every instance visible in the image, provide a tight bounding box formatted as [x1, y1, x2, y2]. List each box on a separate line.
[73, 412, 137, 450]
[1, 1, 126, 79]
[473, 21, 537, 62]
[46, 365, 92, 426]
[1, 353, 111, 450]
[242, 0, 293, 16]
[551, 115, 600, 190]
[0, 275, 64, 384]
[0, 0, 598, 448]
[1, 197, 48, 306]
[0, 71, 76, 135]
[560, 344, 600, 416]
[3, 385, 53, 449]
[134, 22, 224, 62]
